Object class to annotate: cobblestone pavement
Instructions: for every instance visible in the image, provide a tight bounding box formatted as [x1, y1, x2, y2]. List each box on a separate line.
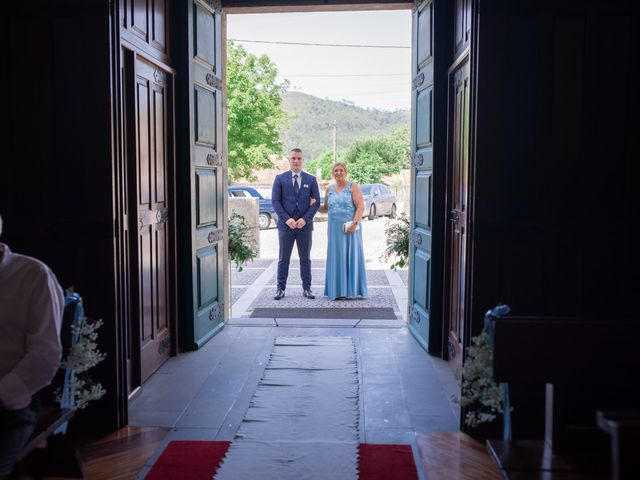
[230, 214, 410, 321]
[231, 263, 408, 319]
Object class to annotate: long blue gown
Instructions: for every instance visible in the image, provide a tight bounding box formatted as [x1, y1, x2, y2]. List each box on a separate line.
[324, 182, 368, 299]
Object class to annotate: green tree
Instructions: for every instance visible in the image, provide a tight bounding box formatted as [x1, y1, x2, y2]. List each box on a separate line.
[342, 127, 410, 183]
[305, 150, 337, 180]
[227, 41, 289, 181]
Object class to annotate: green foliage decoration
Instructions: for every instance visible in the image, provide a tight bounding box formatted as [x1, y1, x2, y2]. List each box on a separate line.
[227, 41, 290, 181]
[228, 212, 257, 272]
[380, 212, 410, 270]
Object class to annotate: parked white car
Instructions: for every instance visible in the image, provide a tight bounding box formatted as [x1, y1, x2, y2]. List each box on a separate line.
[359, 184, 397, 220]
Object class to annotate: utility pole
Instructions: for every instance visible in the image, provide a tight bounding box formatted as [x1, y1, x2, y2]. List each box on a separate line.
[332, 120, 337, 163]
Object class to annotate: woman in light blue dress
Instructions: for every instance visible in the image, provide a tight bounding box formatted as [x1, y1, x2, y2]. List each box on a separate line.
[319, 162, 368, 300]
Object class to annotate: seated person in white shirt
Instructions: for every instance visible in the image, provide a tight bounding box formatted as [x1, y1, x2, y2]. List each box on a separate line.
[0, 214, 64, 479]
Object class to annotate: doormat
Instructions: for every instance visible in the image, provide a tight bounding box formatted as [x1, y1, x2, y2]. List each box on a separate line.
[145, 441, 419, 480]
[214, 336, 360, 480]
[250, 307, 397, 319]
[145, 440, 230, 480]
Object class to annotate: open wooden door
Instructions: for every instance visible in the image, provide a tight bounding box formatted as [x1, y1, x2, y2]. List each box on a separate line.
[123, 51, 175, 384]
[447, 59, 470, 370]
[175, 0, 226, 350]
[408, 0, 435, 351]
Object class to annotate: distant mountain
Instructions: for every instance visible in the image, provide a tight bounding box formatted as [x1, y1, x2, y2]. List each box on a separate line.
[280, 91, 410, 162]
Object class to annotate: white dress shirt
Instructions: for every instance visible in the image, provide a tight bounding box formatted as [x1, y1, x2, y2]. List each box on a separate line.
[0, 244, 63, 409]
[291, 170, 304, 189]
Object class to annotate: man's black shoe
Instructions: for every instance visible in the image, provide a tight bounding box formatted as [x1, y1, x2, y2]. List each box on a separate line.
[303, 289, 316, 299]
[273, 289, 285, 300]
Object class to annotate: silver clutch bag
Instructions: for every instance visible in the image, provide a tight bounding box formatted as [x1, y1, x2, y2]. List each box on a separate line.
[342, 221, 360, 233]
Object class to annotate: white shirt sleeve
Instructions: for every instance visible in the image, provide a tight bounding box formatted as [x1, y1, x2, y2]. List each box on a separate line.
[0, 268, 63, 409]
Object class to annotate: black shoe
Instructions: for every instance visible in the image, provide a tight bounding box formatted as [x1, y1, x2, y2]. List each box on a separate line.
[274, 289, 285, 300]
[303, 289, 316, 299]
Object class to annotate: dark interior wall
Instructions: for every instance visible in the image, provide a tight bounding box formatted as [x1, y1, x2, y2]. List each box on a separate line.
[470, 0, 640, 325]
[0, 1, 120, 433]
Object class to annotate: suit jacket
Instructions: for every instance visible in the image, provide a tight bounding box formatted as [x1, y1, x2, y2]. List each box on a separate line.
[271, 170, 320, 232]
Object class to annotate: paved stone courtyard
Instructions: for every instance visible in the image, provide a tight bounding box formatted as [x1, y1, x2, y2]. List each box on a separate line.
[231, 260, 407, 321]
[231, 216, 409, 321]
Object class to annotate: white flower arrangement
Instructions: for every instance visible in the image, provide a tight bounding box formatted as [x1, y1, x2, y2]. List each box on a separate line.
[455, 305, 512, 432]
[458, 329, 504, 427]
[56, 315, 107, 410]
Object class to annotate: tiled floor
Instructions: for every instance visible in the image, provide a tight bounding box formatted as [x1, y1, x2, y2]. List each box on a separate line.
[130, 324, 461, 479]
[131, 257, 458, 478]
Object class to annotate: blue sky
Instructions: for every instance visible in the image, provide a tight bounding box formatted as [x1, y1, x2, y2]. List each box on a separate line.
[227, 10, 412, 111]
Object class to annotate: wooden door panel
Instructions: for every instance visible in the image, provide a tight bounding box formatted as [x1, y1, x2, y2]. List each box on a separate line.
[414, 171, 432, 228]
[447, 59, 470, 369]
[455, 0, 464, 53]
[155, 225, 169, 334]
[154, 90, 166, 203]
[464, 0, 471, 47]
[195, 245, 222, 340]
[151, 0, 168, 51]
[413, 248, 430, 310]
[178, 0, 225, 350]
[195, 87, 217, 146]
[417, 3, 431, 64]
[416, 88, 433, 146]
[194, 3, 217, 67]
[409, 0, 435, 352]
[131, 0, 149, 41]
[137, 80, 151, 205]
[454, 0, 471, 56]
[132, 56, 172, 382]
[196, 170, 217, 226]
[139, 227, 153, 342]
[121, 0, 170, 61]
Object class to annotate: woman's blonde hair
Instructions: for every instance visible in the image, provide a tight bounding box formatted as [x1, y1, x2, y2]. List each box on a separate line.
[332, 162, 348, 175]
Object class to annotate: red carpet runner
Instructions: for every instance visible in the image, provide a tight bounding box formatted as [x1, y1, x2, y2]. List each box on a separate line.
[358, 444, 419, 480]
[145, 440, 230, 480]
[145, 441, 418, 480]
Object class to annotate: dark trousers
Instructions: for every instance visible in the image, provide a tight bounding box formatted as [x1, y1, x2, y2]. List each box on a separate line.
[277, 227, 312, 290]
[0, 403, 37, 478]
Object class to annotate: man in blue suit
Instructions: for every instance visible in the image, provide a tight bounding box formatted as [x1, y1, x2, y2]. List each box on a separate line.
[271, 148, 321, 300]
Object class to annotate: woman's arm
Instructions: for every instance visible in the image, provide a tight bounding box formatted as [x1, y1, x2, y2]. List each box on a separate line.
[346, 183, 364, 233]
[317, 182, 329, 214]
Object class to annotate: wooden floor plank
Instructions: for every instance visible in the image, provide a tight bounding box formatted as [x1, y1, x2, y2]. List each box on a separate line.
[47, 427, 170, 480]
[80, 427, 169, 461]
[46, 428, 502, 479]
[415, 432, 501, 480]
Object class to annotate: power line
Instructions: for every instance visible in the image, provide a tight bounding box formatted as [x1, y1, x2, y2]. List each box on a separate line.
[230, 38, 410, 49]
[280, 73, 409, 78]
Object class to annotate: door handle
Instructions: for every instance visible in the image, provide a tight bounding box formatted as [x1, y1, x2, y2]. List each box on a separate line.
[449, 209, 459, 224]
[156, 208, 169, 223]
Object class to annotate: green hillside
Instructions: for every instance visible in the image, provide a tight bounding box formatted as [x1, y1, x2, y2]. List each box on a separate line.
[280, 91, 410, 162]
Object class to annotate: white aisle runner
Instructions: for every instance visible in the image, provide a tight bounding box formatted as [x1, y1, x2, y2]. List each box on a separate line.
[214, 336, 360, 480]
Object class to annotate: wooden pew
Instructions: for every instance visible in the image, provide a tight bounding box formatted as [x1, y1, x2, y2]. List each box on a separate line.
[16, 407, 76, 463]
[596, 411, 640, 480]
[486, 318, 640, 479]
